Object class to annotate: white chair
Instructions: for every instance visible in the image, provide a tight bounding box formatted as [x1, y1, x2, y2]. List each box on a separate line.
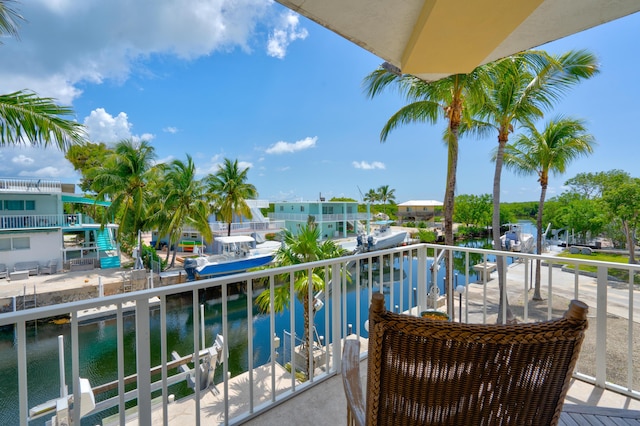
[40, 259, 58, 275]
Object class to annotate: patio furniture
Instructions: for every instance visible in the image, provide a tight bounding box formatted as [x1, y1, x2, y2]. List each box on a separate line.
[39, 259, 58, 275]
[10, 270, 29, 281]
[0, 263, 8, 279]
[14, 261, 39, 275]
[342, 293, 589, 426]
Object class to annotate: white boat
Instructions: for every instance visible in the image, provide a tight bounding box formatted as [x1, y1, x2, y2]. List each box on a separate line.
[355, 221, 407, 252]
[184, 236, 280, 280]
[498, 223, 535, 253]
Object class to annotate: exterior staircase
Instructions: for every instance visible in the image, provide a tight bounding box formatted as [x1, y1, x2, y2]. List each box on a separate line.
[96, 228, 121, 269]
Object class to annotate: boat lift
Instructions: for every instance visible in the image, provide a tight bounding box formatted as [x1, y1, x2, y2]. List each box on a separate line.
[30, 307, 226, 425]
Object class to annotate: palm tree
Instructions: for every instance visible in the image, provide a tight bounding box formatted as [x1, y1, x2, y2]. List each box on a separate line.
[205, 158, 257, 236]
[90, 139, 157, 245]
[363, 64, 491, 318]
[148, 155, 212, 267]
[377, 185, 396, 215]
[503, 116, 595, 299]
[255, 224, 347, 378]
[363, 188, 379, 204]
[482, 50, 598, 317]
[0, 1, 86, 150]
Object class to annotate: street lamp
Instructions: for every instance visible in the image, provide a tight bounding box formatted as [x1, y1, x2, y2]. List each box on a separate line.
[455, 284, 465, 323]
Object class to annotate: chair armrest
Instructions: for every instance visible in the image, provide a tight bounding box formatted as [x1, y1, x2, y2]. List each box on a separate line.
[342, 339, 366, 426]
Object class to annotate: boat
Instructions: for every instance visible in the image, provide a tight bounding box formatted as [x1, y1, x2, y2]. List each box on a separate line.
[355, 221, 407, 252]
[497, 223, 535, 253]
[184, 235, 280, 280]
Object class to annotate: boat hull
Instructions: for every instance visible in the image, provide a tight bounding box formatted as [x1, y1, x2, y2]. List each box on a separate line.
[195, 253, 274, 278]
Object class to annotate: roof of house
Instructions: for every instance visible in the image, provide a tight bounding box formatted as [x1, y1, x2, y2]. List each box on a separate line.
[398, 200, 443, 207]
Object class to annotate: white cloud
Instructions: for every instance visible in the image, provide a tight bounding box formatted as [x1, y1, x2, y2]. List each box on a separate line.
[266, 136, 317, 154]
[238, 161, 253, 171]
[163, 127, 178, 134]
[352, 161, 386, 170]
[267, 11, 308, 59]
[12, 155, 35, 165]
[0, 146, 78, 181]
[277, 166, 291, 172]
[83, 108, 154, 144]
[0, 0, 277, 103]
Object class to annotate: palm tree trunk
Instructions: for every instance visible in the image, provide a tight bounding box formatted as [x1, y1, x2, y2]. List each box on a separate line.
[227, 221, 232, 237]
[443, 129, 459, 320]
[492, 135, 514, 324]
[533, 183, 547, 300]
[301, 299, 311, 379]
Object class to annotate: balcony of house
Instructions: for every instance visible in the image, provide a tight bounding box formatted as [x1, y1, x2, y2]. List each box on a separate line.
[268, 212, 368, 222]
[0, 213, 95, 231]
[206, 220, 286, 236]
[0, 177, 63, 193]
[396, 210, 440, 223]
[0, 243, 638, 425]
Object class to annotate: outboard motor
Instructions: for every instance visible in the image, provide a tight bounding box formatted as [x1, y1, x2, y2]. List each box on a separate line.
[356, 234, 363, 247]
[184, 258, 198, 282]
[367, 235, 374, 250]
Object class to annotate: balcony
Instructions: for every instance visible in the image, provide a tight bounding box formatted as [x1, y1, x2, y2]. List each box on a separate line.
[0, 243, 638, 425]
[0, 213, 94, 231]
[268, 212, 368, 222]
[205, 220, 286, 236]
[0, 177, 62, 193]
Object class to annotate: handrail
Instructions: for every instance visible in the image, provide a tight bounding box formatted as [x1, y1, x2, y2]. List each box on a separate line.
[0, 243, 638, 425]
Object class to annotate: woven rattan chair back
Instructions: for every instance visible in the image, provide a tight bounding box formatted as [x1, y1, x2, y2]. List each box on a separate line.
[343, 293, 588, 426]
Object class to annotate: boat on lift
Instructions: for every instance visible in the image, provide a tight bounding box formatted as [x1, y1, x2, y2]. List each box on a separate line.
[184, 235, 280, 280]
[497, 223, 535, 253]
[355, 221, 407, 252]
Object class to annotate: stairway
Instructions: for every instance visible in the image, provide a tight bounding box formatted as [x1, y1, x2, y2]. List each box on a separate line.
[96, 229, 121, 269]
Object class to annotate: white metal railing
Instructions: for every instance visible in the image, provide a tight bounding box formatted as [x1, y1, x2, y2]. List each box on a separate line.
[0, 177, 62, 193]
[0, 214, 89, 230]
[0, 243, 637, 425]
[206, 220, 286, 234]
[268, 213, 367, 222]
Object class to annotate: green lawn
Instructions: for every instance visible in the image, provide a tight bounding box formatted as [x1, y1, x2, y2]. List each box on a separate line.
[555, 251, 639, 285]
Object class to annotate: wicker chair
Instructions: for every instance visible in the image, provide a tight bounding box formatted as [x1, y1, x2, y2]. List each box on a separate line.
[342, 293, 588, 426]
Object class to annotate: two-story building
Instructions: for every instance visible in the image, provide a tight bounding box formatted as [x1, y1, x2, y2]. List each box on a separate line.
[269, 200, 366, 239]
[396, 200, 443, 224]
[0, 177, 120, 275]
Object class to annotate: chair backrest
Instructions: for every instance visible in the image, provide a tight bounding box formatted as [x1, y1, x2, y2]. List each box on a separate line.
[365, 293, 588, 426]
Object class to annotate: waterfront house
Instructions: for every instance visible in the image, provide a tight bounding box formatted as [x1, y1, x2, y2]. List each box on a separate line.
[0, 177, 120, 276]
[269, 200, 366, 239]
[396, 199, 443, 225]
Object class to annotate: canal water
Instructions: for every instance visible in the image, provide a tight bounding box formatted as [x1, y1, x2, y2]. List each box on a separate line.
[0, 231, 534, 425]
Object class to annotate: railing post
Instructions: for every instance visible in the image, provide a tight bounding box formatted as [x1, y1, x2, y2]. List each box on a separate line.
[135, 297, 152, 424]
[332, 263, 342, 372]
[417, 245, 427, 313]
[596, 265, 607, 388]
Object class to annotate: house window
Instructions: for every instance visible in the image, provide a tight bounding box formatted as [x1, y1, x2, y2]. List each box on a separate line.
[322, 206, 334, 214]
[13, 237, 30, 250]
[300, 206, 305, 212]
[0, 236, 30, 251]
[4, 200, 24, 210]
[279, 206, 284, 211]
[26, 200, 35, 210]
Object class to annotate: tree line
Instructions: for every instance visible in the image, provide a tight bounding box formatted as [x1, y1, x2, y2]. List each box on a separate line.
[66, 140, 257, 268]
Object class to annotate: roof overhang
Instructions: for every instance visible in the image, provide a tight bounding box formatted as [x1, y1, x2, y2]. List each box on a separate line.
[276, 0, 640, 81]
[61, 194, 110, 207]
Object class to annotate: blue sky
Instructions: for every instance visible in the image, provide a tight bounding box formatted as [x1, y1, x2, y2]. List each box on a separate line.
[1, 1, 638, 203]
